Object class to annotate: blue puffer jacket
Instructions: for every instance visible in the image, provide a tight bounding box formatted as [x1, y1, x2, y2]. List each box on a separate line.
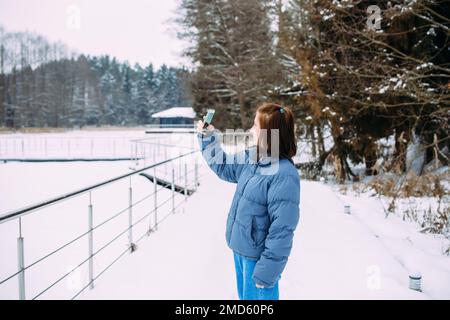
[197, 130, 301, 288]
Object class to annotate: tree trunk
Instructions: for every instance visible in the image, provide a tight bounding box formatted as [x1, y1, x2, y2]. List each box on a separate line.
[316, 124, 325, 155]
[309, 124, 317, 158]
[392, 130, 410, 173]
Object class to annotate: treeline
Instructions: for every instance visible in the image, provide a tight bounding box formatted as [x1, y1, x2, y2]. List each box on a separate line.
[176, 0, 449, 179]
[0, 25, 76, 74]
[0, 27, 192, 128]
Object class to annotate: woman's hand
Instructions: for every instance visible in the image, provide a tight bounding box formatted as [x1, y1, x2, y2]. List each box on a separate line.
[197, 120, 215, 134]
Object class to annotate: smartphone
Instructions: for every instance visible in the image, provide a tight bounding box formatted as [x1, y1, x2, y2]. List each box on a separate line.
[202, 109, 216, 129]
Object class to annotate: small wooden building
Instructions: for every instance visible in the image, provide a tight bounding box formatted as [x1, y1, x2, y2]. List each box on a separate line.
[151, 107, 196, 126]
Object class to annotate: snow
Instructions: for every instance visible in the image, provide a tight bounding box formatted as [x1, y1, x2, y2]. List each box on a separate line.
[0, 129, 195, 161]
[379, 85, 389, 94]
[333, 186, 450, 299]
[76, 178, 448, 299]
[426, 28, 436, 36]
[151, 107, 196, 119]
[416, 62, 433, 70]
[0, 130, 449, 299]
[332, 0, 354, 9]
[0, 161, 136, 214]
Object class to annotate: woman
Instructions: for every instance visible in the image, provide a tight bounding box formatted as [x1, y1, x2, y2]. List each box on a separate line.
[196, 103, 301, 300]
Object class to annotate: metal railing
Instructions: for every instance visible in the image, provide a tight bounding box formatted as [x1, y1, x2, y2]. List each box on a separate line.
[129, 135, 197, 172]
[0, 147, 203, 300]
[0, 134, 195, 169]
[0, 135, 163, 160]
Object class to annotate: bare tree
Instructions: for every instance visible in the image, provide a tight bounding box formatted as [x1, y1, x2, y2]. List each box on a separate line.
[275, 0, 449, 179]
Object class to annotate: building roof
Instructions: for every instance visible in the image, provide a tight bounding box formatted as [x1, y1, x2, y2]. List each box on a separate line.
[151, 107, 196, 119]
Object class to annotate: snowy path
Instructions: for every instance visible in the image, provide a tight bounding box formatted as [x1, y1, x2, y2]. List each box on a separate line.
[284, 181, 426, 299]
[80, 166, 238, 299]
[78, 164, 432, 300]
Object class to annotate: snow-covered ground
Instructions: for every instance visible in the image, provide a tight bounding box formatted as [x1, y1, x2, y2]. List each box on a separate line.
[77, 169, 450, 300]
[0, 129, 449, 300]
[0, 129, 199, 299]
[332, 185, 450, 299]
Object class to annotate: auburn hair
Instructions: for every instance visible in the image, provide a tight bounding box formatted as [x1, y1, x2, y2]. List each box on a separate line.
[255, 103, 297, 161]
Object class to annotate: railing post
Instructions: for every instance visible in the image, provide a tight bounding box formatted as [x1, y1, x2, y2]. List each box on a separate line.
[143, 144, 147, 167]
[179, 152, 182, 180]
[135, 144, 139, 167]
[17, 218, 25, 300]
[128, 177, 135, 252]
[153, 167, 158, 232]
[194, 157, 198, 192]
[184, 162, 188, 201]
[88, 193, 94, 289]
[172, 165, 175, 214]
[164, 147, 168, 175]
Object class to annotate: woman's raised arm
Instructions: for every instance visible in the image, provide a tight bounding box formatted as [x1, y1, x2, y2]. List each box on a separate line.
[196, 120, 248, 184]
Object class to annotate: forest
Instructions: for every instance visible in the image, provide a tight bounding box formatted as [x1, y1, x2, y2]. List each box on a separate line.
[176, 0, 449, 181]
[0, 0, 449, 182]
[0, 26, 192, 128]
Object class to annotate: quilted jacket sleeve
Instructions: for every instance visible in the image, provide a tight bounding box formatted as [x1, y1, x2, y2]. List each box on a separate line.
[252, 173, 301, 288]
[197, 130, 248, 184]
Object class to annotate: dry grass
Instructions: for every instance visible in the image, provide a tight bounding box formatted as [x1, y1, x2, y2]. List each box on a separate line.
[340, 169, 450, 245]
[366, 170, 449, 198]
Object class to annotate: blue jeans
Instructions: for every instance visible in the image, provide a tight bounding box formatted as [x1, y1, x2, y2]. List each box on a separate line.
[233, 251, 279, 300]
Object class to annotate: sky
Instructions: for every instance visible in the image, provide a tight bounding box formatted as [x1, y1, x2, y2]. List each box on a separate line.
[0, 0, 191, 69]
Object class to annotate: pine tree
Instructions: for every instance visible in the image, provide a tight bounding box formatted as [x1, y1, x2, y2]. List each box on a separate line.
[176, 0, 283, 129]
